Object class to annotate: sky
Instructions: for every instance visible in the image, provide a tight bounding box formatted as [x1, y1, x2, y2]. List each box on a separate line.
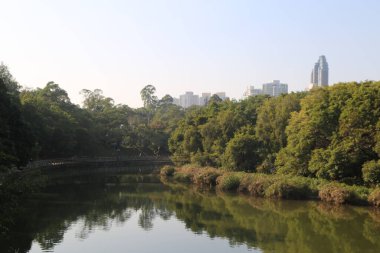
[1, 0, 380, 108]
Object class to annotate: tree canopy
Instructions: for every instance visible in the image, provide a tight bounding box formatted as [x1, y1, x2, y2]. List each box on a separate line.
[1, 62, 379, 186]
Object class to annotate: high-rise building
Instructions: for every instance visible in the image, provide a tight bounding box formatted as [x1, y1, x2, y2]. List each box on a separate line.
[179, 92, 199, 108]
[262, 80, 288, 97]
[174, 91, 228, 108]
[243, 85, 263, 97]
[214, 92, 227, 100]
[310, 55, 329, 88]
[173, 98, 180, 106]
[199, 93, 211, 106]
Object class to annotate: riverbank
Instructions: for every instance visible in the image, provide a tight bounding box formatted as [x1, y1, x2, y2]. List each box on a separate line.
[160, 165, 380, 207]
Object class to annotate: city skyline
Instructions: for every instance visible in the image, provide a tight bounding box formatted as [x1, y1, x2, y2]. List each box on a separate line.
[1, 1, 380, 108]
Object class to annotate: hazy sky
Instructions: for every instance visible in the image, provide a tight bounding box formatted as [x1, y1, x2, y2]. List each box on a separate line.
[1, 0, 379, 107]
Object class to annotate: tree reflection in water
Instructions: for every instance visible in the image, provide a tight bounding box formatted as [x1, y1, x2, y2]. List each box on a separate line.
[1, 172, 380, 253]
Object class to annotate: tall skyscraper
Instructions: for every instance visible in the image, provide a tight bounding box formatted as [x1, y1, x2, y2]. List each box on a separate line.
[311, 55, 329, 87]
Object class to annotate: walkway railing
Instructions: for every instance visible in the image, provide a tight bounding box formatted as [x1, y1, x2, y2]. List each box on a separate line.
[27, 156, 172, 168]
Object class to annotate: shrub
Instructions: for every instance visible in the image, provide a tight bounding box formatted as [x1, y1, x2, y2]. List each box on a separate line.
[193, 167, 221, 187]
[170, 153, 190, 166]
[242, 174, 275, 197]
[264, 180, 312, 200]
[368, 188, 380, 207]
[216, 173, 242, 191]
[346, 185, 369, 204]
[319, 183, 351, 204]
[160, 165, 175, 177]
[256, 156, 275, 174]
[238, 173, 275, 197]
[173, 172, 192, 183]
[362, 160, 380, 186]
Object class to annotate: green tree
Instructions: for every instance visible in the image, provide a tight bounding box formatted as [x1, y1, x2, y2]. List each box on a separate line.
[256, 93, 304, 155]
[0, 76, 33, 169]
[21, 83, 80, 158]
[222, 133, 263, 171]
[276, 82, 380, 180]
[275, 87, 342, 175]
[80, 89, 114, 112]
[362, 160, 380, 186]
[158, 94, 174, 106]
[140, 85, 158, 110]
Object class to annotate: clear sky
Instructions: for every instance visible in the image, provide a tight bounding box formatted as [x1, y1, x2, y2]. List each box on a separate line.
[1, 0, 379, 108]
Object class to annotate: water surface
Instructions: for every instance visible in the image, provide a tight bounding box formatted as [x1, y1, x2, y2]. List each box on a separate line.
[1, 168, 380, 253]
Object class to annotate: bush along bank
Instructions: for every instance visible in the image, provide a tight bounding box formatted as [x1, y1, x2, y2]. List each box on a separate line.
[160, 165, 380, 207]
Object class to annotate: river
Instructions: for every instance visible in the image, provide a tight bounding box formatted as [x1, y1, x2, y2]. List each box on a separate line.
[1, 167, 380, 253]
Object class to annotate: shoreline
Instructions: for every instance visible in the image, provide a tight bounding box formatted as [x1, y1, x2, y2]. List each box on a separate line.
[160, 165, 380, 207]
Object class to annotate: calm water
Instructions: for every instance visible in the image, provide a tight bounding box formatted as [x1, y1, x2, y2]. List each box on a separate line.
[1, 168, 380, 253]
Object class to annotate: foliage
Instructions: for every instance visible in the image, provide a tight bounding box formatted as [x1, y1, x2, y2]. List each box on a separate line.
[192, 167, 222, 187]
[169, 96, 267, 168]
[222, 133, 262, 171]
[0, 66, 34, 169]
[276, 82, 380, 181]
[216, 173, 242, 191]
[368, 188, 380, 207]
[256, 93, 305, 155]
[167, 166, 373, 205]
[362, 160, 380, 186]
[21, 83, 98, 158]
[160, 165, 175, 177]
[172, 172, 192, 183]
[238, 174, 275, 197]
[318, 183, 351, 204]
[20, 81, 183, 159]
[140, 85, 158, 110]
[0, 63, 185, 167]
[1, 61, 380, 192]
[264, 179, 312, 200]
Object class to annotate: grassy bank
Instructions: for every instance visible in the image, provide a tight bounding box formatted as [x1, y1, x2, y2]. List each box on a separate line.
[160, 165, 380, 207]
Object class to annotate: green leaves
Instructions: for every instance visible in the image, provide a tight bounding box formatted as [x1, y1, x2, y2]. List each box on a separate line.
[169, 96, 267, 169]
[222, 133, 262, 171]
[140, 85, 158, 110]
[276, 81, 380, 182]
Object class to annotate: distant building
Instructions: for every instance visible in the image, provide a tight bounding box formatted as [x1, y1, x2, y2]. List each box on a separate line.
[243, 85, 263, 97]
[179, 92, 199, 108]
[199, 93, 211, 106]
[174, 91, 228, 108]
[214, 92, 226, 100]
[173, 98, 180, 106]
[310, 55, 329, 88]
[262, 80, 288, 97]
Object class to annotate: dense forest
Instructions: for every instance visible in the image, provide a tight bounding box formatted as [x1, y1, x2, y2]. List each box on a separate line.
[1, 63, 380, 187]
[0, 64, 183, 173]
[169, 81, 380, 186]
